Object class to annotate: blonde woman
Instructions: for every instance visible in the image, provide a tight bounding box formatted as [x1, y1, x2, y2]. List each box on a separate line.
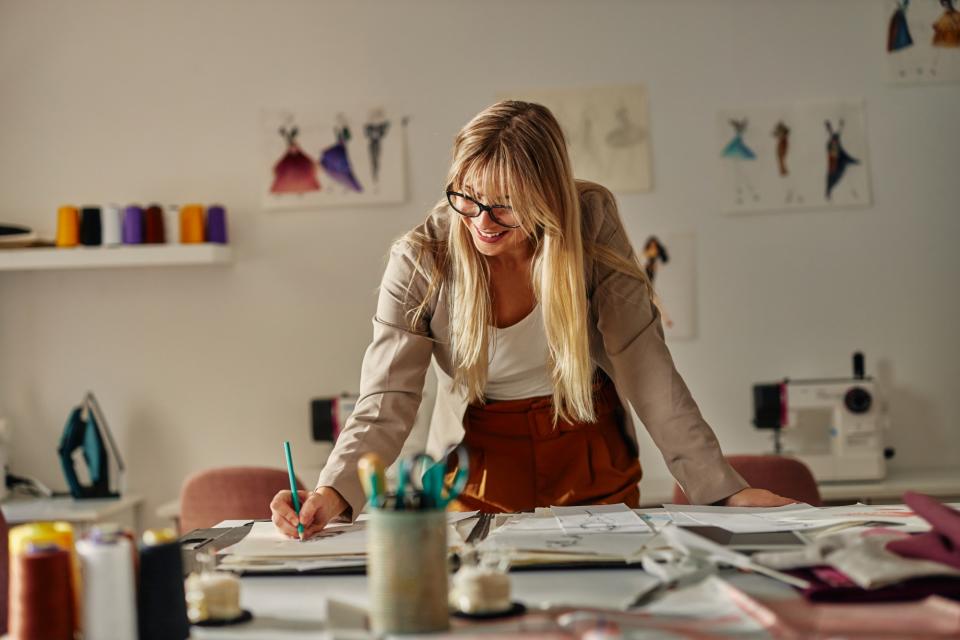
[271, 101, 790, 538]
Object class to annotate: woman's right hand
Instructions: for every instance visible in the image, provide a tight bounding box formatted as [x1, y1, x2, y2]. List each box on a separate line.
[270, 486, 349, 539]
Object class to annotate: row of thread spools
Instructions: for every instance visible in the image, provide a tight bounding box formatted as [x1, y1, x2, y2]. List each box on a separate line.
[8, 521, 242, 640]
[55, 204, 229, 247]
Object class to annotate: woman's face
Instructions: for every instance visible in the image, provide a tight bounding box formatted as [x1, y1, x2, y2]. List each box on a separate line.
[459, 190, 530, 260]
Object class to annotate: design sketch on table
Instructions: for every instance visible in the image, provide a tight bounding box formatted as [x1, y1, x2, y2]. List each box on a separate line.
[721, 118, 759, 205]
[578, 509, 623, 532]
[824, 119, 861, 201]
[319, 114, 363, 193]
[363, 109, 391, 185]
[271, 124, 321, 195]
[642, 236, 674, 330]
[545, 534, 585, 549]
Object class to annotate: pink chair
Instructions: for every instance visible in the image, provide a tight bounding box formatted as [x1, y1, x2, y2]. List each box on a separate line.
[1, 508, 8, 634]
[179, 466, 305, 533]
[672, 455, 822, 506]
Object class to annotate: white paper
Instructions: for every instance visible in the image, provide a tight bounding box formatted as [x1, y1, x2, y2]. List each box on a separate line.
[219, 521, 368, 558]
[663, 503, 822, 533]
[552, 503, 653, 533]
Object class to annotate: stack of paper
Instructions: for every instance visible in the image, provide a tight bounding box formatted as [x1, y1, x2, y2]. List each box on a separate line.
[663, 503, 935, 534]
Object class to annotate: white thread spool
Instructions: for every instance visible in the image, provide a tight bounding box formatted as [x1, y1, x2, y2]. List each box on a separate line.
[77, 529, 137, 640]
[163, 205, 180, 243]
[101, 204, 123, 246]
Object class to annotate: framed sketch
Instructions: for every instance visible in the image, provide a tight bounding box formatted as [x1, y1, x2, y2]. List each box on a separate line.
[717, 101, 872, 214]
[261, 107, 406, 210]
[885, 0, 960, 84]
[496, 85, 653, 193]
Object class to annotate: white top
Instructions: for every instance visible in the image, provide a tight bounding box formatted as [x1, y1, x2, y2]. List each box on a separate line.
[485, 304, 554, 400]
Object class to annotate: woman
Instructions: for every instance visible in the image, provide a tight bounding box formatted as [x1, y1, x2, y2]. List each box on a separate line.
[272, 101, 789, 538]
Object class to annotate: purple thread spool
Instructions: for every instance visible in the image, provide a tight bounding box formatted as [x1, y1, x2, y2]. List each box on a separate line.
[205, 205, 228, 244]
[122, 205, 144, 244]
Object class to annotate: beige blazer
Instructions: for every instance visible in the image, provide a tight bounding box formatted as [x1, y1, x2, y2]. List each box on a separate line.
[317, 182, 747, 519]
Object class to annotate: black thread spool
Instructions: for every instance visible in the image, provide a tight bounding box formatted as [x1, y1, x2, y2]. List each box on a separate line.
[79, 206, 102, 246]
[138, 530, 190, 640]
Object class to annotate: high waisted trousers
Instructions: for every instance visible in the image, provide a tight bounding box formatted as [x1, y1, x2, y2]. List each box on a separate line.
[449, 376, 642, 513]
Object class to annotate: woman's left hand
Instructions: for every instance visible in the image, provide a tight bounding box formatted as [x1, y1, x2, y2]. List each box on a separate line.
[723, 487, 795, 507]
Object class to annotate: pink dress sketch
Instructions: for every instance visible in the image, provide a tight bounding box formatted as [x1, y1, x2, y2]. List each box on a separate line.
[271, 126, 321, 194]
[319, 123, 363, 193]
[825, 120, 860, 200]
[722, 119, 759, 204]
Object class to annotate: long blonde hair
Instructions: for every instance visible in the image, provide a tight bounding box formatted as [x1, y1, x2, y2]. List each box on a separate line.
[409, 101, 603, 423]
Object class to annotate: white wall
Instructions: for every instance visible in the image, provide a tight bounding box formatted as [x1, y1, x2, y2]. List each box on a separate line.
[1, 0, 957, 528]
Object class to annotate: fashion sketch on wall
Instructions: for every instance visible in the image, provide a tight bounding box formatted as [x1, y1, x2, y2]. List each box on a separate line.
[496, 85, 653, 193]
[261, 107, 406, 210]
[885, 0, 960, 83]
[641, 232, 697, 341]
[717, 102, 872, 214]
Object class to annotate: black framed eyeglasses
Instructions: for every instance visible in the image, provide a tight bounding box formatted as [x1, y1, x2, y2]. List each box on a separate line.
[446, 190, 520, 228]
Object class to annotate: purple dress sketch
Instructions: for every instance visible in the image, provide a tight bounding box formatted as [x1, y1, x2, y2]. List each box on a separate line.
[825, 120, 860, 200]
[722, 119, 758, 204]
[888, 0, 914, 52]
[271, 126, 321, 194]
[320, 125, 363, 193]
[363, 120, 390, 184]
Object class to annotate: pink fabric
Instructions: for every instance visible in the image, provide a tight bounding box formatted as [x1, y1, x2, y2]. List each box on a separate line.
[179, 466, 304, 533]
[1, 508, 8, 634]
[672, 454, 822, 506]
[887, 491, 960, 571]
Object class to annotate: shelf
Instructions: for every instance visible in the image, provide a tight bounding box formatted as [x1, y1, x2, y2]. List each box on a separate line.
[0, 244, 233, 271]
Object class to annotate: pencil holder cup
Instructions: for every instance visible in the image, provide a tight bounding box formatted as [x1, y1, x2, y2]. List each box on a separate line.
[367, 508, 450, 634]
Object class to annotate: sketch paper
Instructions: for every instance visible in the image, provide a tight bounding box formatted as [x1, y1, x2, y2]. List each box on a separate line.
[552, 503, 652, 534]
[663, 504, 822, 533]
[219, 521, 368, 558]
[885, 0, 960, 84]
[496, 85, 652, 192]
[718, 102, 871, 214]
[261, 106, 406, 210]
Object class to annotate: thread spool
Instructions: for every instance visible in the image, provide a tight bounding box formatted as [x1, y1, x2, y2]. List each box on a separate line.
[122, 205, 144, 244]
[102, 204, 123, 245]
[163, 205, 180, 243]
[138, 528, 190, 640]
[9, 522, 82, 633]
[77, 527, 137, 640]
[9, 544, 75, 640]
[205, 205, 228, 244]
[179, 204, 205, 243]
[55, 205, 79, 247]
[80, 206, 102, 246]
[143, 204, 165, 244]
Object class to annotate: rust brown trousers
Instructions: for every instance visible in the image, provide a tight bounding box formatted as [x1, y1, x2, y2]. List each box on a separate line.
[449, 376, 642, 513]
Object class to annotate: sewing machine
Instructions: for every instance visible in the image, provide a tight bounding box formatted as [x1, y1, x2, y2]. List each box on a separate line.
[752, 353, 892, 482]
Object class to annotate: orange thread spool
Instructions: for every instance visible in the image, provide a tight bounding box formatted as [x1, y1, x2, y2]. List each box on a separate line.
[55, 206, 80, 247]
[9, 522, 82, 633]
[9, 546, 75, 640]
[179, 204, 205, 243]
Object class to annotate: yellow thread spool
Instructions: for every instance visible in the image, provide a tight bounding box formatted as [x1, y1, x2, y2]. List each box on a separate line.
[56, 206, 80, 247]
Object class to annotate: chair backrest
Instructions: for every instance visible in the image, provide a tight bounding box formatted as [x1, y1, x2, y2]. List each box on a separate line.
[671, 455, 822, 506]
[179, 466, 305, 533]
[1, 507, 8, 634]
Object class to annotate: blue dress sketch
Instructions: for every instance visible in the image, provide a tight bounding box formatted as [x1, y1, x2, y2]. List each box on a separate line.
[825, 120, 860, 200]
[320, 124, 363, 193]
[722, 119, 758, 204]
[888, 0, 914, 52]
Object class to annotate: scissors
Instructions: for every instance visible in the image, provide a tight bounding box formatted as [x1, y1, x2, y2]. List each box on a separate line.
[398, 444, 469, 510]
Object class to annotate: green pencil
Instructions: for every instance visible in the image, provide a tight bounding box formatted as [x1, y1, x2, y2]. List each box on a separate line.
[283, 441, 304, 541]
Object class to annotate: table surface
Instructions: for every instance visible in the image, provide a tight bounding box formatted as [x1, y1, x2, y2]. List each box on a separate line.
[0, 493, 143, 523]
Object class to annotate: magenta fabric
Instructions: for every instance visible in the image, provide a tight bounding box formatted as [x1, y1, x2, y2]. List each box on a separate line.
[886, 491, 960, 571]
[179, 466, 304, 533]
[672, 455, 822, 506]
[1, 507, 8, 634]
